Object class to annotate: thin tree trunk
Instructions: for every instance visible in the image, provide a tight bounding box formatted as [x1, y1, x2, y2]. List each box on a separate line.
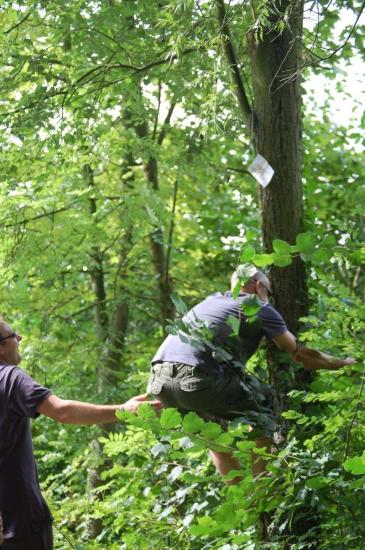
[123, 104, 175, 333]
[85, 164, 109, 392]
[83, 163, 108, 539]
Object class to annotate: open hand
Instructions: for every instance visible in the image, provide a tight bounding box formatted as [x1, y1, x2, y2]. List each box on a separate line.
[122, 393, 163, 413]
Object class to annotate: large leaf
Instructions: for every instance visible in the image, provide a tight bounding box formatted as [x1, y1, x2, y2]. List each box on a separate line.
[295, 232, 316, 254]
[171, 293, 188, 315]
[240, 245, 256, 262]
[344, 452, 365, 475]
[273, 238, 291, 255]
[273, 253, 292, 267]
[226, 314, 240, 335]
[182, 411, 205, 433]
[160, 408, 182, 429]
[241, 294, 261, 317]
[252, 253, 274, 267]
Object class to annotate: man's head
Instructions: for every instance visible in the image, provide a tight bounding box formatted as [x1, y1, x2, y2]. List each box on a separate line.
[0, 320, 22, 365]
[231, 264, 272, 302]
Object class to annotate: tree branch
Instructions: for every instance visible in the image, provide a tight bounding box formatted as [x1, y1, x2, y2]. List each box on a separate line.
[152, 80, 162, 141]
[157, 100, 176, 146]
[165, 179, 178, 283]
[73, 47, 197, 89]
[288, 0, 365, 73]
[1, 203, 78, 228]
[216, 0, 253, 128]
[3, 11, 31, 35]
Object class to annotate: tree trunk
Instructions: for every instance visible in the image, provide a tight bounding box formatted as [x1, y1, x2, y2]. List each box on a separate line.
[218, 1, 317, 544]
[247, 0, 307, 334]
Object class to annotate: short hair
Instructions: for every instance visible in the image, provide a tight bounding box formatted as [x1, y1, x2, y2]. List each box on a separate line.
[231, 264, 270, 291]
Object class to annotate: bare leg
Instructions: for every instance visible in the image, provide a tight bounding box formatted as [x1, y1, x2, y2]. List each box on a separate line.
[251, 437, 272, 478]
[209, 450, 242, 485]
[209, 436, 272, 484]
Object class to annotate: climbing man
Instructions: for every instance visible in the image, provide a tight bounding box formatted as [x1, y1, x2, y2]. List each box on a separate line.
[147, 265, 354, 481]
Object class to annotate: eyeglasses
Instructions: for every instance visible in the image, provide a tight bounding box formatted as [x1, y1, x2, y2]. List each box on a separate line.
[0, 332, 20, 342]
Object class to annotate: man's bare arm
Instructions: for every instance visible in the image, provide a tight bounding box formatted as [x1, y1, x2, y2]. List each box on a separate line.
[272, 330, 355, 370]
[37, 393, 162, 424]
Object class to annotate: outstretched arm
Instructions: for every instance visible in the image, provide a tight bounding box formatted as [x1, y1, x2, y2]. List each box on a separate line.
[272, 331, 355, 370]
[37, 393, 162, 424]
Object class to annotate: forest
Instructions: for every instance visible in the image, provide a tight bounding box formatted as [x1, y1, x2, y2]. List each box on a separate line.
[0, 0, 364, 548]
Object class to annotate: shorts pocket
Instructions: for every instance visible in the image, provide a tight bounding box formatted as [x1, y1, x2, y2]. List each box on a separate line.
[179, 376, 213, 392]
[147, 374, 163, 396]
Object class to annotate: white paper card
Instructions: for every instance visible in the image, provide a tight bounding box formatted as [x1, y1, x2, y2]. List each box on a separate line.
[248, 154, 274, 187]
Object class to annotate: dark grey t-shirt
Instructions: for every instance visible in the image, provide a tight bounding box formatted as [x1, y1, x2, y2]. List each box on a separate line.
[0, 365, 52, 540]
[152, 292, 287, 371]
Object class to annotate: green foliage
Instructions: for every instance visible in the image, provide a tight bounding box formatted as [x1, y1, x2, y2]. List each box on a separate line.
[344, 452, 365, 475]
[240, 294, 261, 317]
[0, 0, 363, 548]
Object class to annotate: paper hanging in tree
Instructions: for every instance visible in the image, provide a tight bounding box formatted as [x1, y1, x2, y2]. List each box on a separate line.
[248, 154, 274, 187]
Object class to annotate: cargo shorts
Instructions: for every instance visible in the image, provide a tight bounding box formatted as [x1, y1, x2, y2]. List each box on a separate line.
[147, 362, 276, 434]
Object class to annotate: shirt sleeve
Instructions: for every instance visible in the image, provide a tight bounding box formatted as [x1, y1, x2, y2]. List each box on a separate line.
[6, 367, 52, 418]
[258, 303, 287, 339]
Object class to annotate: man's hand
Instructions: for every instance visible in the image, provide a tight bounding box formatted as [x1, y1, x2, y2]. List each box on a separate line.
[122, 393, 163, 413]
[293, 347, 356, 371]
[38, 393, 163, 424]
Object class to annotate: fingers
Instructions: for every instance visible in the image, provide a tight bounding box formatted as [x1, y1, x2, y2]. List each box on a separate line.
[133, 393, 149, 401]
[149, 400, 163, 409]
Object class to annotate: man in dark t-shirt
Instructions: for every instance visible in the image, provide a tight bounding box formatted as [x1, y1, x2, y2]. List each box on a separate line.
[148, 265, 354, 481]
[0, 320, 161, 550]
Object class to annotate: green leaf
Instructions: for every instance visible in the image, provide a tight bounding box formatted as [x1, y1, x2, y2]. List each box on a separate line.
[215, 432, 234, 447]
[281, 410, 303, 420]
[226, 314, 240, 335]
[160, 408, 182, 429]
[273, 253, 292, 267]
[171, 293, 188, 315]
[240, 245, 255, 263]
[306, 476, 330, 489]
[311, 248, 332, 263]
[241, 294, 261, 317]
[137, 403, 157, 420]
[295, 232, 316, 253]
[273, 239, 291, 255]
[200, 421, 222, 439]
[236, 440, 255, 452]
[344, 452, 365, 475]
[232, 281, 241, 300]
[182, 411, 205, 433]
[189, 516, 216, 536]
[252, 253, 274, 267]
[63, 133, 75, 144]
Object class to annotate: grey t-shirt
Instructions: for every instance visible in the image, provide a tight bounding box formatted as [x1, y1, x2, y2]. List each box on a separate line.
[0, 365, 52, 540]
[152, 292, 287, 371]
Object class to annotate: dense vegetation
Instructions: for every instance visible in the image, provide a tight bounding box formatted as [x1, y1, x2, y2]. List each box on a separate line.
[0, 1, 364, 548]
